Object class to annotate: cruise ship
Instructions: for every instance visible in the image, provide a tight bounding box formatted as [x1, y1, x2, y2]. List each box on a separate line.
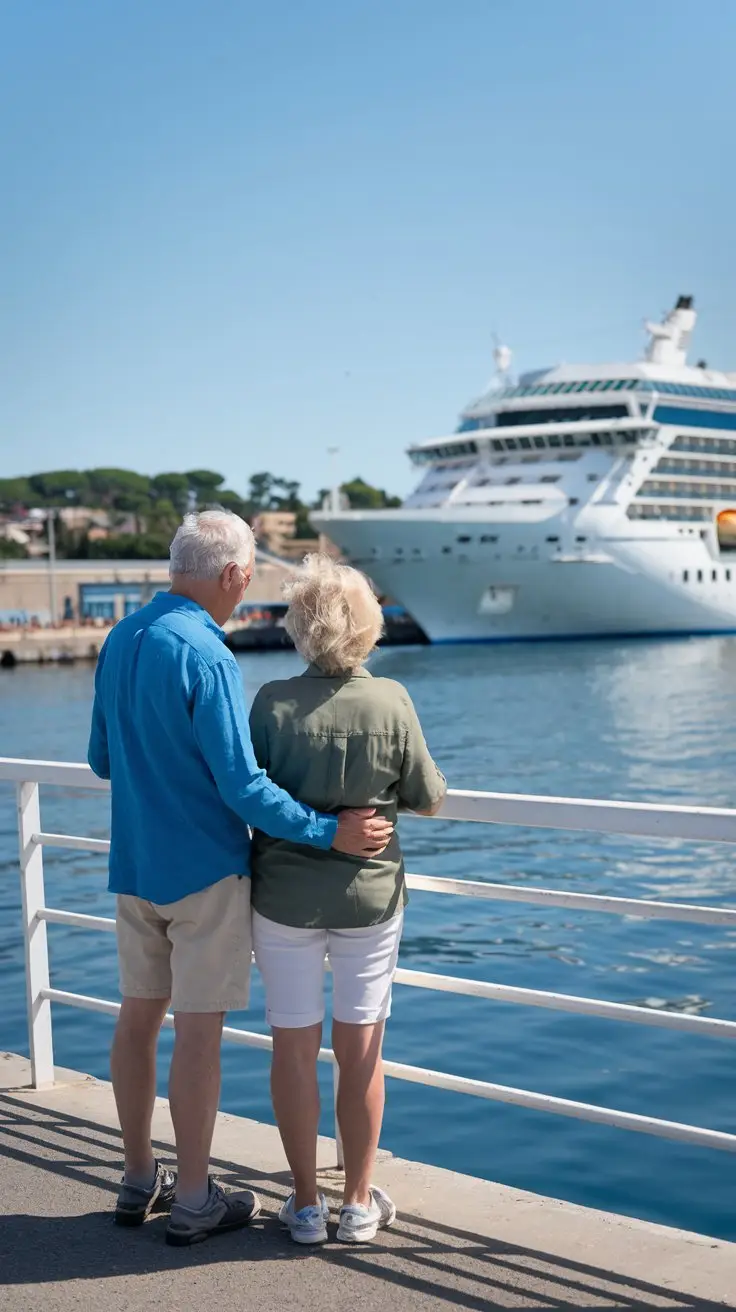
[312, 297, 736, 642]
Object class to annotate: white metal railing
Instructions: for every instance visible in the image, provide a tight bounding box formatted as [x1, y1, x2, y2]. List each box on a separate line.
[2, 756, 736, 1167]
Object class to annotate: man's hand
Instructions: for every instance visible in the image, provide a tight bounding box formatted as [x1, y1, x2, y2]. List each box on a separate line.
[332, 807, 394, 858]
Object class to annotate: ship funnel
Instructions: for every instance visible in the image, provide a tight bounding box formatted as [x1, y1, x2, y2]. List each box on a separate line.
[643, 296, 697, 367]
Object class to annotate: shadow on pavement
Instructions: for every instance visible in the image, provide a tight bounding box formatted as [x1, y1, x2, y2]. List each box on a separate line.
[0, 1091, 730, 1311]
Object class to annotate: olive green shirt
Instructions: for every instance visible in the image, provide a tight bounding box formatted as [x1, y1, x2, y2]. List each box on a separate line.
[248, 665, 446, 929]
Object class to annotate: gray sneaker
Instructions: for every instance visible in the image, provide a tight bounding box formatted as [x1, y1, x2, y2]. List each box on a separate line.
[114, 1161, 177, 1227]
[165, 1177, 261, 1247]
[337, 1186, 396, 1243]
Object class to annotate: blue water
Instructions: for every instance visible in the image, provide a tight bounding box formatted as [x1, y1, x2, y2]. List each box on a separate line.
[1, 639, 734, 1240]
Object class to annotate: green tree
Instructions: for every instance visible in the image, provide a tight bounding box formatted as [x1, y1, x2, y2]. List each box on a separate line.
[247, 472, 304, 513]
[216, 490, 249, 517]
[74, 532, 172, 560]
[0, 537, 27, 559]
[340, 477, 402, 509]
[147, 496, 180, 532]
[0, 477, 33, 509]
[294, 505, 318, 539]
[151, 472, 190, 512]
[186, 470, 226, 505]
[28, 470, 90, 504]
[247, 472, 275, 511]
[87, 468, 151, 507]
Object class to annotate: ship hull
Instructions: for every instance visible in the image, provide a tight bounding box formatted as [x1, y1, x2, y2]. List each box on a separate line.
[313, 512, 736, 643]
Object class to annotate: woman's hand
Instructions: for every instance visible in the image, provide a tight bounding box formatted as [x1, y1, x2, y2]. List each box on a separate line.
[332, 808, 393, 857]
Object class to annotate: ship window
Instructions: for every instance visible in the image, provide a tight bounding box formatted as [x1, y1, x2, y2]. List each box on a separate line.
[683, 570, 689, 582]
[541, 475, 560, 483]
[576, 535, 587, 543]
[480, 534, 498, 543]
[496, 404, 628, 427]
[534, 436, 547, 449]
[697, 570, 704, 582]
[395, 548, 404, 555]
[457, 535, 472, 543]
[727, 569, 732, 581]
[519, 437, 533, 449]
[713, 569, 718, 581]
[504, 439, 519, 450]
[569, 497, 579, 505]
[506, 477, 521, 485]
[522, 499, 542, 505]
[492, 439, 505, 452]
[546, 535, 560, 543]
[442, 546, 452, 554]
[588, 473, 598, 481]
[549, 435, 562, 447]
[654, 405, 736, 432]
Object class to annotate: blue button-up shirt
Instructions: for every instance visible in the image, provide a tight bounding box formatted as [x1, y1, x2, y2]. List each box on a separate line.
[87, 592, 338, 903]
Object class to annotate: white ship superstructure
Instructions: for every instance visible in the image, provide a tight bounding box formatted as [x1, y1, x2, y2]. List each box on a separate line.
[313, 297, 736, 642]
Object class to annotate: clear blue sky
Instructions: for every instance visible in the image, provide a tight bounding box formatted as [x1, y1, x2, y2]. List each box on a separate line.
[2, 0, 735, 501]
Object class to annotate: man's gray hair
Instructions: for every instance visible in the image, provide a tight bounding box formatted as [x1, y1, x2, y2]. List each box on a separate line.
[169, 509, 256, 580]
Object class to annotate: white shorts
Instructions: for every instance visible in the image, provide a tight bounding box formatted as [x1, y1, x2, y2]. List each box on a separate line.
[252, 909, 404, 1029]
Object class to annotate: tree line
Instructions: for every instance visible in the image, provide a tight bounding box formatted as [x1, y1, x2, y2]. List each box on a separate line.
[0, 467, 401, 559]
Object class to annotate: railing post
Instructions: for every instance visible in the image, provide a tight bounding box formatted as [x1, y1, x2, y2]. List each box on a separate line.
[332, 1061, 344, 1170]
[16, 782, 54, 1087]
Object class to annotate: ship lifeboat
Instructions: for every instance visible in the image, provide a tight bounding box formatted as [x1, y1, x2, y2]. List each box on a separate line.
[716, 510, 736, 551]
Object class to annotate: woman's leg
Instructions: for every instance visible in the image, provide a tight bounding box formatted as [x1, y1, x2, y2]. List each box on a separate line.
[331, 1019, 385, 1206]
[328, 912, 403, 1208]
[252, 911, 326, 1211]
[271, 1023, 323, 1210]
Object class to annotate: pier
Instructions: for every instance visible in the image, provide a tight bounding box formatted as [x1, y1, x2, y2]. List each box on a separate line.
[2, 757, 736, 1308]
[2, 1051, 734, 1311]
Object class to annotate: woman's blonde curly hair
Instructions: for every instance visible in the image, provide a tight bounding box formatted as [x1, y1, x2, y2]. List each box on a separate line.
[283, 553, 384, 674]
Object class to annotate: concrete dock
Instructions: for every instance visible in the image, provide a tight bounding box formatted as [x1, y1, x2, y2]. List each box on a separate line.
[0, 1053, 733, 1311]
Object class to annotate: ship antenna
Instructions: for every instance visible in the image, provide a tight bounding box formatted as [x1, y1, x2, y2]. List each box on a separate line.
[491, 332, 513, 386]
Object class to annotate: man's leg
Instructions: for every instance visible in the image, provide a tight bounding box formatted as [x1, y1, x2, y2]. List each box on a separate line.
[169, 1011, 225, 1208]
[111, 996, 170, 1184]
[114, 895, 173, 1189]
[165, 876, 252, 1214]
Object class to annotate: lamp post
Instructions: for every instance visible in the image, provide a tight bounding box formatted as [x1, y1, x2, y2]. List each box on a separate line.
[47, 511, 57, 627]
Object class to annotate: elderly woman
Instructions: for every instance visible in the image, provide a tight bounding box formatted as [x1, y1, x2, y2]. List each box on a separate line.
[249, 554, 446, 1245]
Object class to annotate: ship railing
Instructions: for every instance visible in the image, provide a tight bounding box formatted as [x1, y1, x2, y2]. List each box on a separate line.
[2, 756, 736, 1170]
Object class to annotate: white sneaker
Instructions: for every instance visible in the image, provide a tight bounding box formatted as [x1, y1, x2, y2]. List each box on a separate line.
[337, 1186, 396, 1243]
[278, 1191, 329, 1244]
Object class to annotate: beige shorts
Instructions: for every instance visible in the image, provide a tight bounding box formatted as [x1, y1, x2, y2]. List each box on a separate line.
[116, 875, 251, 1013]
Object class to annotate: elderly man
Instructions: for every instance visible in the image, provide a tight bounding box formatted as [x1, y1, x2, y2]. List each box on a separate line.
[87, 509, 392, 1247]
